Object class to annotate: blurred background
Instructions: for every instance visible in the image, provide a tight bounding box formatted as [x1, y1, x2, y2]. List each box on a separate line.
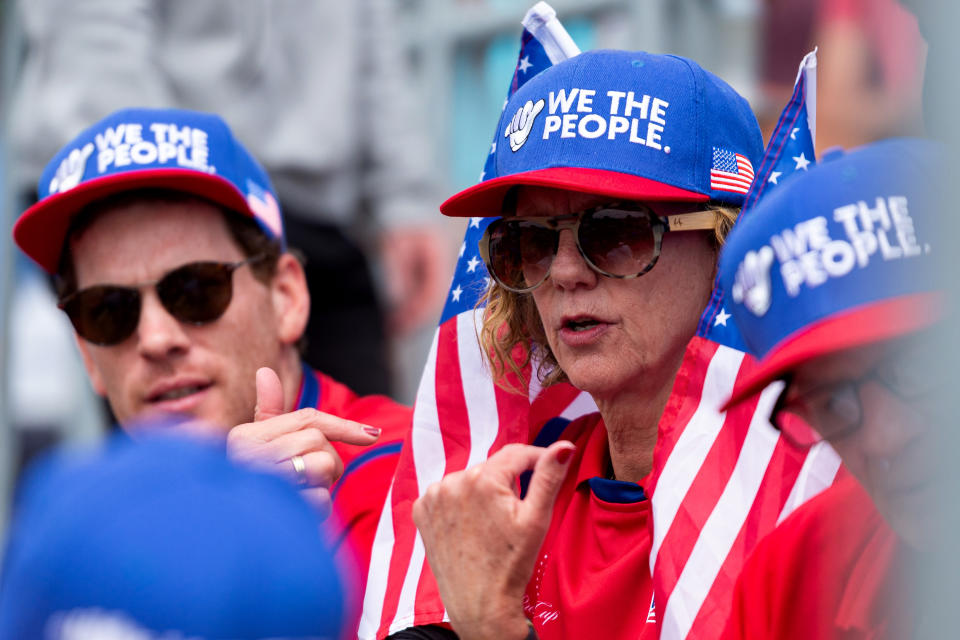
[0, 0, 931, 542]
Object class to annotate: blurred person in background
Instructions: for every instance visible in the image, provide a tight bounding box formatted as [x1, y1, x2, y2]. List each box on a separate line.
[11, 106, 412, 631]
[8, 0, 451, 399]
[757, 0, 926, 151]
[719, 138, 945, 638]
[815, 0, 926, 152]
[397, 49, 763, 640]
[0, 427, 353, 638]
[755, 0, 818, 139]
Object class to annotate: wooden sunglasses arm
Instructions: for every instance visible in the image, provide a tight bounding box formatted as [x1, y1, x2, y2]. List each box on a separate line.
[665, 210, 719, 232]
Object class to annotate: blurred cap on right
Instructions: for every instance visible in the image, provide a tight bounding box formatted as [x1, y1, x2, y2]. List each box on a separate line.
[720, 137, 947, 409]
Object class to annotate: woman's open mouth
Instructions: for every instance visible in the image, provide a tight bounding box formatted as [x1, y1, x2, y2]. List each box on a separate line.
[558, 315, 611, 345]
[567, 318, 601, 332]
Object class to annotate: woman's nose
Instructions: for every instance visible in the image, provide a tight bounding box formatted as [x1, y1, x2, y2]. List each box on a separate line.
[547, 228, 598, 290]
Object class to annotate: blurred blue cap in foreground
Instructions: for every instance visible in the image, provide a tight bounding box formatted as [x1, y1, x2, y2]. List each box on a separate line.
[0, 426, 350, 639]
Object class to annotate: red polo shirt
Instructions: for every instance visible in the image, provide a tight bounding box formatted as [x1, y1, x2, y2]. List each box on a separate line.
[524, 413, 658, 640]
[723, 475, 912, 640]
[295, 365, 411, 597]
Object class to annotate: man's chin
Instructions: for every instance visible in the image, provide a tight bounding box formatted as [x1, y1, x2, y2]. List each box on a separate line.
[882, 485, 945, 552]
[124, 408, 230, 441]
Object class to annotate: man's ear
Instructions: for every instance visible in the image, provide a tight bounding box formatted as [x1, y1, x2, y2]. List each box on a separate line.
[75, 335, 108, 397]
[270, 253, 310, 346]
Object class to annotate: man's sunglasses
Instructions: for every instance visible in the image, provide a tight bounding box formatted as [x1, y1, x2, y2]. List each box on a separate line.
[58, 255, 267, 346]
[478, 202, 719, 293]
[771, 339, 937, 449]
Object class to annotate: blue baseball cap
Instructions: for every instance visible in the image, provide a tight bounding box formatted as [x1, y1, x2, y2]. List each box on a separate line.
[441, 49, 763, 217]
[0, 428, 351, 639]
[720, 138, 946, 409]
[14, 107, 285, 274]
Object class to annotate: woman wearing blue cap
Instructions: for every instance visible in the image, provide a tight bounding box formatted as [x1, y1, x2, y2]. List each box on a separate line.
[718, 138, 945, 639]
[397, 49, 764, 640]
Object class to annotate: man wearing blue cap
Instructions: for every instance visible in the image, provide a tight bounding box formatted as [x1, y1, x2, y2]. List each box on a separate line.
[718, 138, 945, 638]
[0, 429, 352, 638]
[11, 107, 412, 616]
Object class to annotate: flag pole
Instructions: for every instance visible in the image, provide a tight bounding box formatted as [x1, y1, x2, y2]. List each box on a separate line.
[523, 2, 581, 62]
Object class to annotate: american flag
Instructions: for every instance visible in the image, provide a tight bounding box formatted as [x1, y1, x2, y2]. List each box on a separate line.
[358, 5, 587, 638]
[710, 148, 756, 195]
[650, 49, 841, 639]
[741, 50, 819, 210]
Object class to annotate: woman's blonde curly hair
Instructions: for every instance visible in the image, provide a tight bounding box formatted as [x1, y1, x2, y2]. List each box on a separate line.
[478, 204, 740, 392]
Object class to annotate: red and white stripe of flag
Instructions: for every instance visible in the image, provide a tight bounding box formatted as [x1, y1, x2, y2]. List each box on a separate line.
[361, 325, 840, 640]
[648, 338, 841, 639]
[359, 309, 593, 639]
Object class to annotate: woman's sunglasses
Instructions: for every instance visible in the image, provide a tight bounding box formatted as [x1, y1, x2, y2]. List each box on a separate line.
[478, 202, 718, 293]
[58, 255, 267, 346]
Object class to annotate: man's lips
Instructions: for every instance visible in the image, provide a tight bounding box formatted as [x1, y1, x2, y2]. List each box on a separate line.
[145, 378, 213, 405]
[873, 443, 939, 503]
[882, 474, 936, 501]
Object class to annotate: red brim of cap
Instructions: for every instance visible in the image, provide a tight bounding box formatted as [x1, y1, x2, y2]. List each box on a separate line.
[440, 167, 709, 217]
[721, 291, 945, 411]
[13, 169, 254, 274]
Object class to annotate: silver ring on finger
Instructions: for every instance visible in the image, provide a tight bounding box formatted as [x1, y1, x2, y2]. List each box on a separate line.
[290, 454, 308, 487]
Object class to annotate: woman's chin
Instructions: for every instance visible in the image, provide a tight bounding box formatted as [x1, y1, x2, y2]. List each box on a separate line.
[560, 363, 633, 399]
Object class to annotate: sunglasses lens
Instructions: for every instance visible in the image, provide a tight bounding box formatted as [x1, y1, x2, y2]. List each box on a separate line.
[487, 220, 557, 291]
[156, 262, 235, 324]
[64, 286, 141, 346]
[578, 208, 657, 276]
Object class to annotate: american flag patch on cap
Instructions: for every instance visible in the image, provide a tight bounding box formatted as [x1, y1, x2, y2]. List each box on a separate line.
[711, 147, 755, 195]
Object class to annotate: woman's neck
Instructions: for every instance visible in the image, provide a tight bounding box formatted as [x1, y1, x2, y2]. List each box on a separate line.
[593, 357, 683, 484]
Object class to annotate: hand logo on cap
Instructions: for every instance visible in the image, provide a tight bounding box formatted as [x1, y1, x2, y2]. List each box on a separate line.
[731, 246, 775, 317]
[48, 143, 95, 195]
[505, 98, 545, 152]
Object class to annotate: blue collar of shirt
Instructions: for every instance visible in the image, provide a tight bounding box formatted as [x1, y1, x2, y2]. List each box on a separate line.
[294, 362, 320, 410]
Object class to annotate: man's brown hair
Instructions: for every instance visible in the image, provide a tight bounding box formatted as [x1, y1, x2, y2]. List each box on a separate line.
[55, 188, 282, 300]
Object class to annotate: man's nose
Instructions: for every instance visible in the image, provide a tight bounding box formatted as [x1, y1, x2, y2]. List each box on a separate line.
[136, 290, 191, 360]
[855, 382, 924, 464]
[547, 229, 598, 290]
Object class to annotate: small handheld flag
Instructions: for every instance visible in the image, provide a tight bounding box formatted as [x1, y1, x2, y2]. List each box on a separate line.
[358, 5, 593, 638]
[650, 50, 842, 640]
